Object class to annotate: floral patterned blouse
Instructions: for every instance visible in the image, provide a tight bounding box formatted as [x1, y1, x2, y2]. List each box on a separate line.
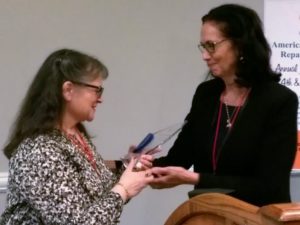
[0, 130, 124, 225]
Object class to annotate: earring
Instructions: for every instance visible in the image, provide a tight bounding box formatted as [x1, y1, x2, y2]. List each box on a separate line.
[239, 56, 245, 64]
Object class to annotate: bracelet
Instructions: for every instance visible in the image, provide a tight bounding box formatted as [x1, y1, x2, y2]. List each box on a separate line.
[116, 182, 130, 201]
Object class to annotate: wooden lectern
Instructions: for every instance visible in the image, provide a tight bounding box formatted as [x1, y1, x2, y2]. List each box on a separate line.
[164, 193, 300, 225]
[104, 161, 300, 225]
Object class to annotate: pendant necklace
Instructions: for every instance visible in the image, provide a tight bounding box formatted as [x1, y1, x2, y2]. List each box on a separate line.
[212, 88, 251, 172]
[225, 105, 232, 128]
[223, 102, 240, 128]
[221, 88, 251, 129]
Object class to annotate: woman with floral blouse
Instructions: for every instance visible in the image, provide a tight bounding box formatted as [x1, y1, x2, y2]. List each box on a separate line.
[0, 48, 154, 225]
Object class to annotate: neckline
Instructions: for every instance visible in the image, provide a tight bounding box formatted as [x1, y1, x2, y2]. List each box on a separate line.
[62, 129, 99, 175]
[220, 87, 251, 107]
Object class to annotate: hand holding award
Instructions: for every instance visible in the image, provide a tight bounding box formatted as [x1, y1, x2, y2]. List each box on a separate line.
[121, 121, 187, 168]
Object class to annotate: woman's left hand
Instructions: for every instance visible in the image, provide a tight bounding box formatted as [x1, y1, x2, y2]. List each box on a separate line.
[126, 145, 161, 170]
[135, 154, 154, 170]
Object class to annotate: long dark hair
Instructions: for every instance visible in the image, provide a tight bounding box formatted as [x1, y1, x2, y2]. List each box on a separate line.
[202, 4, 281, 86]
[3, 49, 108, 158]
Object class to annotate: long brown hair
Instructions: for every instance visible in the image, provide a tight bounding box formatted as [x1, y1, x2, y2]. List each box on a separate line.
[3, 49, 108, 158]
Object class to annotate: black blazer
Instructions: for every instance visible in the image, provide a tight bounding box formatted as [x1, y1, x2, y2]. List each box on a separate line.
[154, 78, 298, 206]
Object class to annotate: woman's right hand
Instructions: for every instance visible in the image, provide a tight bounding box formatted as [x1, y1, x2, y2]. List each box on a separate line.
[112, 157, 153, 202]
[121, 145, 160, 171]
[149, 166, 200, 189]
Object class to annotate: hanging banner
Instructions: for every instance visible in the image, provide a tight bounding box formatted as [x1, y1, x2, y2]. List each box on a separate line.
[264, 0, 300, 171]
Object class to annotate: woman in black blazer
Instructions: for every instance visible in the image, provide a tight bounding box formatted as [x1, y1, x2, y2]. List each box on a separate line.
[150, 4, 298, 206]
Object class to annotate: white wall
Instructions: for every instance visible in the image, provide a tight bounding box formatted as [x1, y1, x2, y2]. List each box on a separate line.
[3, 1, 297, 225]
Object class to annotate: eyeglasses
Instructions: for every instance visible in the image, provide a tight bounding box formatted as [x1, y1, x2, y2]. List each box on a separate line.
[197, 39, 227, 53]
[71, 81, 104, 97]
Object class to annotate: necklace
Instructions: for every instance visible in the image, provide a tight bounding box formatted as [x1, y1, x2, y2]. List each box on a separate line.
[64, 129, 98, 172]
[221, 88, 251, 129]
[212, 102, 223, 172]
[212, 88, 251, 172]
[223, 102, 240, 128]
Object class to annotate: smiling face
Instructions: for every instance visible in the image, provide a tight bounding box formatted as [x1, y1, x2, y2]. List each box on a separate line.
[62, 74, 104, 124]
[200, 21, 239, 82]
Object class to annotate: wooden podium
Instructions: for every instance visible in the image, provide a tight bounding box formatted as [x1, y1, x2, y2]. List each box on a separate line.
[103, 161, 300, 224]
[164, 193, 300, 225]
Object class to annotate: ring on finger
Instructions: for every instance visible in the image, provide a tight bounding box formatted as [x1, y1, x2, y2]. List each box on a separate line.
[145, 172, 151, 177]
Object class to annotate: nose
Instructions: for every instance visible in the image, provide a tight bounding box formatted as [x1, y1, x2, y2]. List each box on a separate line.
[97, 96, 103, 104]
[201, 50, 211, 61]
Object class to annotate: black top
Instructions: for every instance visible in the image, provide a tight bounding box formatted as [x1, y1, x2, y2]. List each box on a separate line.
[154, 78, 298, 206]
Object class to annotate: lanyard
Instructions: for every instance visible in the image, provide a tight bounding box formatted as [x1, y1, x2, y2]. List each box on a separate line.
[211, 88, 251, 172]
[211, 102, 242, 172]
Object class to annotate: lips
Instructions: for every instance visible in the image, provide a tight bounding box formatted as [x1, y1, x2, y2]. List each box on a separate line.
[207, 65, 214, 71]
[207, 62, 216, 67]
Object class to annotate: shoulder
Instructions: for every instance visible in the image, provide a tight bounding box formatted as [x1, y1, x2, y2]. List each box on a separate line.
[10, 132, 69, 167]
[253, 81, 298, 103]
[196, 78, 223, 91]
[193, 78, 223, 98]
[265, 81, 296, 93]
[24, 132, 67, 153]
